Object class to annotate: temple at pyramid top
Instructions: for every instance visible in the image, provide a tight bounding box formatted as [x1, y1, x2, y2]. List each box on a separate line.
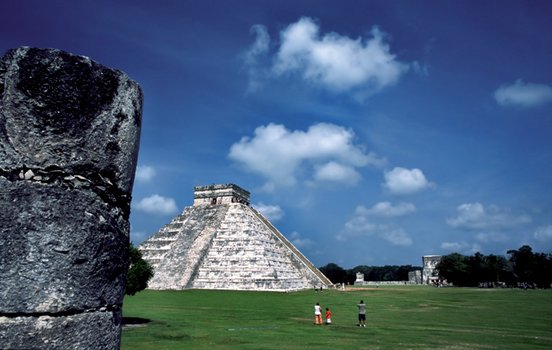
[139, 184, 331, 291]
[193, 183, 250, 206]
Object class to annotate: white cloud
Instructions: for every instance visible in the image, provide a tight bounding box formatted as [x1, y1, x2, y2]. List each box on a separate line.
[494, 80, 552, 107]
[383, 167, 431, 195]
[244, 24, 270, 64]
[274, 18, 408, 94]
[381, 228, 413, 246]
[357, 201, 416, 217]
[475, 231, 509, 243]
[313, 161, 361, 184]
[135, 165, 156, 183]
[228, 122, 385, 189]
[411, 61, 429, 77]
[441, 241, 481, 254]
[340, 209, 380, 237]
[243, 24, 270, 92]
[337, 205, 413, 246]
[135, 194, 178, 215]
[289, 231, 314, 249]
[130, 231, 150, 245]
[446, 202, 531, 230]
[243, 17, 409, 97]
[254, 202, 284, 222]
[534, 225, 552, 242]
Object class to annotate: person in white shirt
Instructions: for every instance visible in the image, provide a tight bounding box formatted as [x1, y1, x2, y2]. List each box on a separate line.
[357, 300, 366, 327]
[314, 302, 322, 325]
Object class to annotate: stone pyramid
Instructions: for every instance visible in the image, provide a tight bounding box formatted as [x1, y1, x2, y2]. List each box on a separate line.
[139, 184, 332, 291]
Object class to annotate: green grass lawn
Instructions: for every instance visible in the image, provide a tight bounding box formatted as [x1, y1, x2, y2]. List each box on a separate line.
[121, 286, 552, 349]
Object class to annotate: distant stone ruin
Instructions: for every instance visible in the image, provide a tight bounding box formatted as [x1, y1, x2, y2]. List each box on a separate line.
[408, 270, 422, 284]
[422, 255, 442, 284]
[139, 184, 331, 291]
[0, 47, 142, 349]
[354, 272, 365, 285]
[354, 270, 420, 286]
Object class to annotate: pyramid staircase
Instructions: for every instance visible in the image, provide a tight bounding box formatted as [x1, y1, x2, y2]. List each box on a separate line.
[139, 204, 229, 289]
[139, 185, 331, 291]
[250, 207, 332, 287]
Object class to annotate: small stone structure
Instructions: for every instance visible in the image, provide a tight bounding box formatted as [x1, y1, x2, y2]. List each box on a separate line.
[139, 184, 331, 291]
[354, 272, 365, 285]
[422, 255, 442, 284]
[193, 183, 250, 206]
[0, 47, 142, 349]
[408, 270, 422, 284]
[362, 281, 417, 286]
[354, 270, 419, 286]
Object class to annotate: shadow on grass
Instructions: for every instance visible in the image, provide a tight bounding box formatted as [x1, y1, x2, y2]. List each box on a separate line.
[122, 317, 151, 328]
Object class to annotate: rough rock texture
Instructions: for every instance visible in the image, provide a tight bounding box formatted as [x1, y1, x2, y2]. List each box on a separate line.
[0, 311, 122, 350]
[0, 47, 142, 349]
[140, 185, 331, 291]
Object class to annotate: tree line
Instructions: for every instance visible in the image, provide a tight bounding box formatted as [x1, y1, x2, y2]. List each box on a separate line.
[318, 245, 551, 288]
[318, 263, 421, 285]
[128, 244, 551, 293]
[436, 245, 552, 288]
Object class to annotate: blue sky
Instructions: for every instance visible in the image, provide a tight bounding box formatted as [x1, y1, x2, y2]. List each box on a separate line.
[2, 0, 551, 268]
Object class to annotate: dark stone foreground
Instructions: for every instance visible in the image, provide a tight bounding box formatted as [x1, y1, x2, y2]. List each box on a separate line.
[0, 47, 142, 349]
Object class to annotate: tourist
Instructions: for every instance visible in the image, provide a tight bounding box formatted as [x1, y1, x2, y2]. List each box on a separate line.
[325, 307, 332, 325]
[314, 302, 323, 325]
[357, 300, 366, 327]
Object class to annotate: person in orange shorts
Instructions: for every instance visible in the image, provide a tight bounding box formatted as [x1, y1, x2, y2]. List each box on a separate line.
[314, 302, 323, 325]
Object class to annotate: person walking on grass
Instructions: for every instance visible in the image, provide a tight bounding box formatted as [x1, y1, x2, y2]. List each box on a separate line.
[357, 300, 366, 327]
[325, 307, 332, 325]
[314, 302, 323, 325]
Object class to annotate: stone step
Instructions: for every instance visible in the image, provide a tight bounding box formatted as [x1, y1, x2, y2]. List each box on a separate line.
[139, 201, 330, 291]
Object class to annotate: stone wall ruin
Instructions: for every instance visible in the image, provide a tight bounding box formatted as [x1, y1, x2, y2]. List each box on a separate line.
[422, 255, 442, 284]
[0, 47, 142, 349]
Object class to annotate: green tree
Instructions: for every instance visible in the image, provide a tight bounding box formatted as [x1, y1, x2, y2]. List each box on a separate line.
[507, 245, 535, 283]
[532, 252, 552, 288]
[507, 245, 552, 287]
[319, 263, 347, 284]
[346, 265, 421, 283]
[467, 252, 485, 285]
[397, 265, 420, 281]
[437, 253, 471, 286]
[481, 254, 508, 283]
[126, 243, 154, 296]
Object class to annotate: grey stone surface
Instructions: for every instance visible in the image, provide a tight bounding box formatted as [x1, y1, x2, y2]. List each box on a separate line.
[0, 47, 141, 196]
[0, 178, 128, 313]
[0, 310, 122, 350]
[0, 47, 142, 349]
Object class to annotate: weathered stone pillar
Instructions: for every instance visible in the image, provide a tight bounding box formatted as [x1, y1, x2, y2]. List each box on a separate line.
[0, 47, 142, 349]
